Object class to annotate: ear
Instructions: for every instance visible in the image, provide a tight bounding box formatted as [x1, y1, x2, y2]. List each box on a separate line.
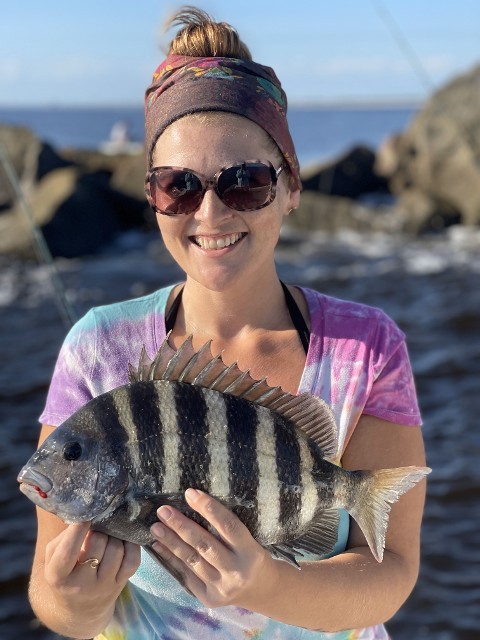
[285, 188, 301, 216]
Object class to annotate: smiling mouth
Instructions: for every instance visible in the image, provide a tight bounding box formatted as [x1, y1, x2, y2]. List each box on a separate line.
[191, 232, 247, 250]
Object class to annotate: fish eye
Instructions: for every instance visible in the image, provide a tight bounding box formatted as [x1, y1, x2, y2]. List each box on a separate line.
[63, 441, 82, 461]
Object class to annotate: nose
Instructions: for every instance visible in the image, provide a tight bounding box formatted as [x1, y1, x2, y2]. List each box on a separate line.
[194, 186, 234, 224]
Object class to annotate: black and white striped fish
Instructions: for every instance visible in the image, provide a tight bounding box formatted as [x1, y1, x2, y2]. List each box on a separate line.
[18, 336, 430, 570]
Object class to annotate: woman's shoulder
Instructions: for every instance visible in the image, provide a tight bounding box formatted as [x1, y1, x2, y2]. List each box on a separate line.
[87, 285, 175, 326]
[65, 284, 177, 363]
[300, 286, 392, 319]
[298, 286, 405, 344]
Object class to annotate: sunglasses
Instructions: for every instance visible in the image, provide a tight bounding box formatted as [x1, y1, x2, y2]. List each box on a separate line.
[145, 160, 285, 216]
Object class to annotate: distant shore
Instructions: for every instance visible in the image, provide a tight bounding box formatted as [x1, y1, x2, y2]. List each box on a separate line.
[0, 98, 424, 110]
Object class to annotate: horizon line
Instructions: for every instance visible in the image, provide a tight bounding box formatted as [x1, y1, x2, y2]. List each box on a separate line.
[0, 97, 425, 110]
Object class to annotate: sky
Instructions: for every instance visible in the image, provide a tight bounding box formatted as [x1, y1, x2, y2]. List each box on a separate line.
[1, 0, 479, 106]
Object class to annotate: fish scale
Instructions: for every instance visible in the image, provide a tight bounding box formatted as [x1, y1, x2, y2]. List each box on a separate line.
[173, 384, 211, 494]
[224, 393, 261, 537]
[18, 335, 431, 588]
[124, 384, 165, 488]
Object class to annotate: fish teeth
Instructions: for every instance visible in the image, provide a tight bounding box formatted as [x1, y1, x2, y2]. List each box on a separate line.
[194, 232, 244, 250]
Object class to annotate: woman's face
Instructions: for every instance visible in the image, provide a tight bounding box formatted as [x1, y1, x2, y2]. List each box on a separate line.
[151, 113, 300, 292]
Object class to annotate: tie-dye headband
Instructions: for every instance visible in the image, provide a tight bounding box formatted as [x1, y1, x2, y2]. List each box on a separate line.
[144, 54, 301, 190]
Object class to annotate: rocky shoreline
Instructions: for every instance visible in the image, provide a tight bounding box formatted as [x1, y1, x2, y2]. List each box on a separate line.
[1, 64, 479, 258]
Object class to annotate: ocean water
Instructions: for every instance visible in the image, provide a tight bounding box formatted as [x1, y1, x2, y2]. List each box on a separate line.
[0, 104, 418, 167]
[1, 106, 478, 640]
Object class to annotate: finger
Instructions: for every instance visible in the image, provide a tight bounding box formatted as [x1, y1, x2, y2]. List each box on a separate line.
[115, 542, 141, 584]
[77, 530, 109, 568]
[185, 489, 251, 548]
[151, 538, 206, 598]
[46, 523, 91, 578]
[92, 535, 124, 580]
[151, 511, 220, 582]
[93, 536, 140, 583]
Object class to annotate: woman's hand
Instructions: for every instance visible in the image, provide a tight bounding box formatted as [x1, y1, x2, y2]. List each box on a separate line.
[150, 489, 279, 609]
[29, 425, 142, 638]
[42, 522, 140, 633]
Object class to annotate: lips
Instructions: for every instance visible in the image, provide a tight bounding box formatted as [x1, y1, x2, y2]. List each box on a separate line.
[18, 467, 53, 498]
[191, 232, 246, 250]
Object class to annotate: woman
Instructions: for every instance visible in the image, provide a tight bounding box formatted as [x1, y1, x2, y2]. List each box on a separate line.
[28, 7, 427, 639]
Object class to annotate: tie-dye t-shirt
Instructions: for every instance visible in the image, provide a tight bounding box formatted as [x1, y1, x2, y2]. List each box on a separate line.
[39, 284, 421, 640]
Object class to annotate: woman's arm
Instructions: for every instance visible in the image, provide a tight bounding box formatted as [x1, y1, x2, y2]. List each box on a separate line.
[28, 425, 141, 639]
[150, 415, 428, 632]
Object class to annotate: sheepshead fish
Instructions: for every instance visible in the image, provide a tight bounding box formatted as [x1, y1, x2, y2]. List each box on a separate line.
[18, 335, 430, 573]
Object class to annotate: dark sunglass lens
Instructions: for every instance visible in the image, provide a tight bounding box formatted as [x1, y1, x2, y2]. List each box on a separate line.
[151, 169, 203, 214]
[217, 163, 274, 210]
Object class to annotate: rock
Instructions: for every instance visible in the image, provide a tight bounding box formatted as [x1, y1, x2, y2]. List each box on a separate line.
[301, 145, 389, 198]
[0, 164, 149, 259]
[285, 190, 402, 234]
[36, 143, 73, 180]
[0, 126, 72, 202]
[380, 64, 480, 228]
[393, 190, 462, 234]
[0, 126, 151, 257]
[40, 171, 147, 258]
[110, 151, 147, 201]
[0, 126, 40, 209]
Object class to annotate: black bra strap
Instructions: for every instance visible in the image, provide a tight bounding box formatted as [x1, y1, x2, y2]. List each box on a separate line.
[280, 281, 310, 355]
[165, 285, 184, 333]
[165, 282, 310, 354]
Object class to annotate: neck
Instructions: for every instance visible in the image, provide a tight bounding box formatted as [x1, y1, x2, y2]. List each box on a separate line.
[179, 275, 290, 342]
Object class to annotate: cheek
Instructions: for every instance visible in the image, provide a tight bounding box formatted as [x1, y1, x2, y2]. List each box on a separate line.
[257, 205, 286, 238]
[156, 217, 194, 270]
[157, 216, 183, 247]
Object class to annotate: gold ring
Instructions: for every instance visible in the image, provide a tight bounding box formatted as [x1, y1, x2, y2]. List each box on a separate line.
[79, 557, 100, 568]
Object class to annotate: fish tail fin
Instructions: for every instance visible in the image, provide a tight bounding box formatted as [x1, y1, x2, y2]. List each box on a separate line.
[347, 466, 431, 562]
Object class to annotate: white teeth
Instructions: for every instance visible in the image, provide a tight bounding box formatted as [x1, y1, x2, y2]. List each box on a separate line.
[194, 233, 244, 250]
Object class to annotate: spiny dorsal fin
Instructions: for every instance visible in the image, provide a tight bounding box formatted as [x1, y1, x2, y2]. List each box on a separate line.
[129, 345, 154, 382]
[128, 335, 338, 460]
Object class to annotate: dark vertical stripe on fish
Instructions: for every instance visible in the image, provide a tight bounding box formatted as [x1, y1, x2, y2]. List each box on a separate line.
[224, 394, 260, 537]
[173, 382, 210, 493]
[86, 388, 133, 473]
[274, 414, 302, 530]
[307, 438, 334, 506]
[126, 382, 165, 483]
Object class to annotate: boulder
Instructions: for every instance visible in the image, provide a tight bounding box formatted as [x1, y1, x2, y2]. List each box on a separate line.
[301, 145, 389, 198]
[0, 126, 73, 206]
[0, 126, 39, 210]
[377, 64, 480, 228]
[40, 170, 148, 258]
[285, 190, 402, 234]
[0, 126, 151, 257]
[110, 151, 147, 201]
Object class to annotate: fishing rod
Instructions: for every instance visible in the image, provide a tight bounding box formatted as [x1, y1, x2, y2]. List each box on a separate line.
[0, 143, 78, 329]
[371, 0, 480, 165]
[370, 0, 434, 94]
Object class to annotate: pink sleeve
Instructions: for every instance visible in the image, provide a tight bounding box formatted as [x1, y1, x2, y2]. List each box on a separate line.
[38, 310, 97, 426]
[363, 325, 422, 426]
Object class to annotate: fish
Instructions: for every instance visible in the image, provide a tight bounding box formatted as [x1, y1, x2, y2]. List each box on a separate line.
[18, 335, 430, 578]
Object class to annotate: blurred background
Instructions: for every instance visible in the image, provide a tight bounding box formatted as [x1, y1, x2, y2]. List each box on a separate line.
[1, 1, 479, 638]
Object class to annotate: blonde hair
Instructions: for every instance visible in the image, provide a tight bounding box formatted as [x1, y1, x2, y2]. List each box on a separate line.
[165, 6, 252, 59]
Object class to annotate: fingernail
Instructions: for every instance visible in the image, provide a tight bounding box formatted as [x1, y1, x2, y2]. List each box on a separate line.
[158, 506, 172, 520]
[185, 488, 200, 501]
[151, 523, 165, 538]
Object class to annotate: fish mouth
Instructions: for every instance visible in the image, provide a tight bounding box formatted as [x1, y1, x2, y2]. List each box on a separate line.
[18, 467, 53, 498]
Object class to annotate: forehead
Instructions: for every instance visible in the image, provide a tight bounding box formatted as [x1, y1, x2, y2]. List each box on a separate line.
[152, 112, 279, 167]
